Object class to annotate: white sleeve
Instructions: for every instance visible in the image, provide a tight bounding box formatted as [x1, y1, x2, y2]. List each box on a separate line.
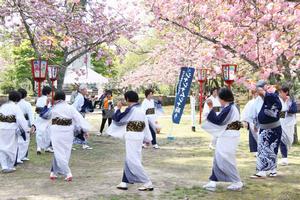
[241, 101, 251, 122]
[16, 107, 29, 132]
[72, 107, 90, 132]
[202, 102, 210, 119]
[36, 98, 44, 107]
[141, 100, 147, 112]
[26, 102, 34, 126]
[73, 96, 84, 112]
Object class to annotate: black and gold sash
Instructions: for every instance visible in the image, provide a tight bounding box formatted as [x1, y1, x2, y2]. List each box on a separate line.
[279, 111, 286, 118]
[226, 121, 243, 130]
[126, 121, 145, 132]
[0, 113, 16, 123]
[146, 108, 155, 115]
[52, 117, 72, 126]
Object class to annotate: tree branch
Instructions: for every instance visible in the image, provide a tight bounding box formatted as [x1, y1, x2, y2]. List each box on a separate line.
[160, 17, 260, 69]
[17, 2, 40, 57]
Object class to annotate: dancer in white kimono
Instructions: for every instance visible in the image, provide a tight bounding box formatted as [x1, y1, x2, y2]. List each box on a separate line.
[241, 90, 259, 156]
[17, 89, 34, 163]
[72, 84, 92, 150]
[0, 91, 29, 173]
[278, 85, 297, 166]
[141, 89, 160, 149]
[107, 91, 153, 191]
[202, 88, 243, 191]
[40, 91, 90, 181]
[35, 86, 53, 154]
[203, 88, 221, 150]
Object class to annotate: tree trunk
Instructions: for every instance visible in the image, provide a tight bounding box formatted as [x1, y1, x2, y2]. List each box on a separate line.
[57, 49, 69, 90]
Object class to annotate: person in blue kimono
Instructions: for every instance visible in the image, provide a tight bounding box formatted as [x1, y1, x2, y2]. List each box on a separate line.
[250, 80, 282, 179]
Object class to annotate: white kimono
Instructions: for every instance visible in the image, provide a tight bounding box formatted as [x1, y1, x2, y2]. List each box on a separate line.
[203, 95, 221, 146]
[107, 104, 152, 183]
[279, 98, 297, 148]
[49, 101, 90, 176]
[141, 98, 160, 132]
[202, 103, 241, 182]
[72, 93, 84, 112]
[0, 101, 29, 170]
[17, 99, 34, 160]
[241, 98, 259, 143]
[246, 96, 264, 130]
[35, 95, 51, 149]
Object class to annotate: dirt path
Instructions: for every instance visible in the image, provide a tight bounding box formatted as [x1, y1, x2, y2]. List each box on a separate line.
[1, 113, 300, 200]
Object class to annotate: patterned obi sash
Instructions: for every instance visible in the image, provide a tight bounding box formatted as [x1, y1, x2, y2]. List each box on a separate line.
[52, 117, 72, 126]
[146, 108, 155, 115]
[24, 114, 29, 120]
[279, 111, 286, 118]
[213, 106, 221, 112]
[0, 113, 16, 123]
[126, 121, 146, 132]
[226, 121, 243, 130]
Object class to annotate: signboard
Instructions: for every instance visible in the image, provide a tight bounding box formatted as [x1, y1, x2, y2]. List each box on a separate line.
[172, 67, 195, 124]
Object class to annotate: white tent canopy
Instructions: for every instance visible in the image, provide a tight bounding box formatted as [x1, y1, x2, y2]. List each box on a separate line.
[63, 53, 108, 85]
[63, 67, 108, 85]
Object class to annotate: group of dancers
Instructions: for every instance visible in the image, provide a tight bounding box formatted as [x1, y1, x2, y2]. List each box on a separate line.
[0, 86, 161, 191]
[201, 80, 297, 191]
[0, 80, 297, 192]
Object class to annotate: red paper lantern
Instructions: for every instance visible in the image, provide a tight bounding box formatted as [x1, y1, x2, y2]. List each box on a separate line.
[48, 65, 59, 81]
[222, 64, 237, 88]
[31, 59, 48, 81]
[197, 67, 208, 83]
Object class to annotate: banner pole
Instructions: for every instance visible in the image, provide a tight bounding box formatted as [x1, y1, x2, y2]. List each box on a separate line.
[167, 123, 175, 141]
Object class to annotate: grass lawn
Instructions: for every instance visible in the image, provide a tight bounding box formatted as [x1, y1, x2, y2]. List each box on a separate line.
[0, 106, 299, 200]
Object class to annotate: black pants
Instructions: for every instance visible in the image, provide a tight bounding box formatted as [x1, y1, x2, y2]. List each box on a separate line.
[249, 130, 258, 153]
[280, 141, 288, 158]
[149, 125, 157, 145]
[100, 118, 112, 133]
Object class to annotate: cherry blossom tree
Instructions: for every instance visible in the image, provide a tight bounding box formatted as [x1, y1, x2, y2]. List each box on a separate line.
[0, 0, 140, 88]
[130, 0, 300, 87]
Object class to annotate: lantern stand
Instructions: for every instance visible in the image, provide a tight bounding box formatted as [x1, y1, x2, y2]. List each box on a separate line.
[31, 59, 48, 97]
[48, 65, 59, 105]
[222, 64, 237, 89]
[197, 67, 208, 124]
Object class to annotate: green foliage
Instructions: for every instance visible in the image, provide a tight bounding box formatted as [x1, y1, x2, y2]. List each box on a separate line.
[117, 31, 162, 76]
[0, 39, 66, 94]
[12, 40, 36, 85]
[91, 51, 118, 78]
[0, 40, 37, 93]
